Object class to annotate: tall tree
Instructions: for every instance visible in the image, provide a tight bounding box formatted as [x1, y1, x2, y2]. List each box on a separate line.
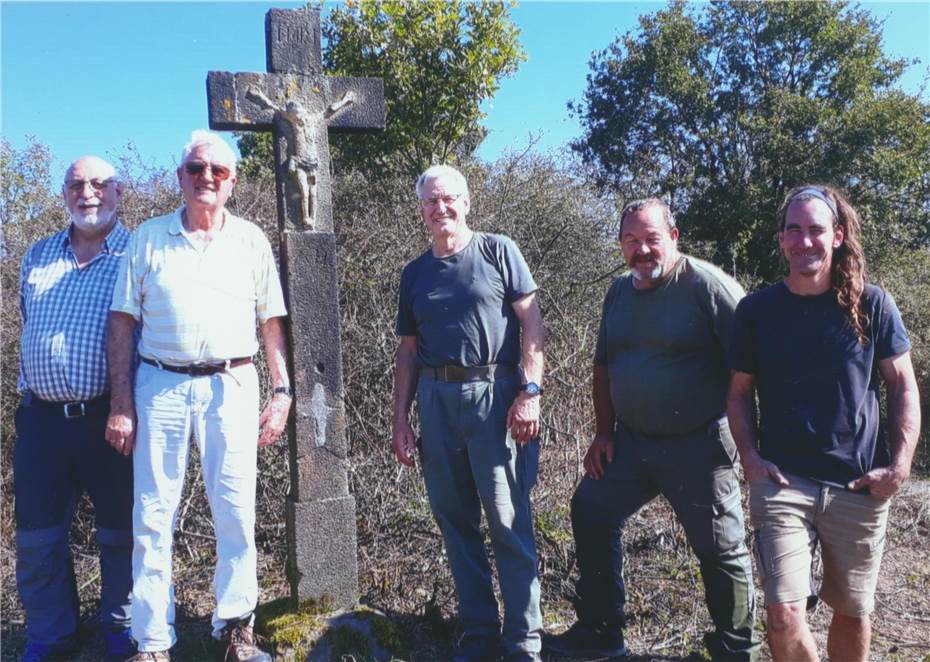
[239, 0, 525, 180]
[570, 0, 930, 282]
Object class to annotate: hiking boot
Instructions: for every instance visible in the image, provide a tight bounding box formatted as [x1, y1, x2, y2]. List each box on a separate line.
[104, 628, 136, 661]
[124, 652, 170, 662]
[452, 633, 499, 662]
[543, 620, 630, 659]
[220, 619, 271, 662]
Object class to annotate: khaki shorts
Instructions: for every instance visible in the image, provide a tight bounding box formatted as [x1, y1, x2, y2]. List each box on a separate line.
[749, 473, 890, 616]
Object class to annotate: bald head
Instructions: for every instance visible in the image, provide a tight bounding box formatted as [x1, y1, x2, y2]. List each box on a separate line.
[64, 156, 116, 186]
[63, 155, 121, 234]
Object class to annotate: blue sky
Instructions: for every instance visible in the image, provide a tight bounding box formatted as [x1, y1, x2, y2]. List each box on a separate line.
[2, 1, 928, 184]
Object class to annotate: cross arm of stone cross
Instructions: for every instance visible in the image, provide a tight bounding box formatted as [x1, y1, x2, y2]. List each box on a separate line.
[207, 72, 384, 134]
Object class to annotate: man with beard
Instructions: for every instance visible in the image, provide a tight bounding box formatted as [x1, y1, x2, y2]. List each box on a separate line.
[391, 165, 545, 662]
[14, 156, 135, 661]
[727, 185, 921, 662]
[107, 131, 291, 662]
[546, 198, 759, 661]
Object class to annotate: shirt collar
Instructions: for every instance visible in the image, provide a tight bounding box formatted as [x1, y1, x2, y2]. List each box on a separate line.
[171, 206, 235, 236]
[63, 218, 128, 255]
[168, 207, 186, 236]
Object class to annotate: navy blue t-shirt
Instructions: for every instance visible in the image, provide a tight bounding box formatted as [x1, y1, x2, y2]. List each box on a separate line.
[728, 282, 910, 487]
[395, 232, 537, 368]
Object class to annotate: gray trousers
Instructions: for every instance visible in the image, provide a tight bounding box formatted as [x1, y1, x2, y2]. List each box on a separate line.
[570, 418, 759, 661]
[417, 373, 542, 655]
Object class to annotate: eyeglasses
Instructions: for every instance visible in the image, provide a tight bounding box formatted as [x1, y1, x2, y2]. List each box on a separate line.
[66, 179, 115, 193]
[184, 161, 232, 181]
[420, 194, 463, 208]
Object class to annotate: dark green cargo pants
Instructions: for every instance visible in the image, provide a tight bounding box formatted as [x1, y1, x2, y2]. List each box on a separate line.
[570, 418, 760, 661]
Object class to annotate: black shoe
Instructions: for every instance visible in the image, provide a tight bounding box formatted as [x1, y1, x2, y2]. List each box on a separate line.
[504, 652, 542, 662]
[453, 633, 499, 662]
[543, 621, 630, 659]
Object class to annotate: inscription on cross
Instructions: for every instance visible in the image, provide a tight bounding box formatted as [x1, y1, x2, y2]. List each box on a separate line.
[206, 7, 384, 608]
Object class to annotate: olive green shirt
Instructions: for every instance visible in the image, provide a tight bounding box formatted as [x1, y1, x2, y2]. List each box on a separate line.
[594, 256, 745, 436]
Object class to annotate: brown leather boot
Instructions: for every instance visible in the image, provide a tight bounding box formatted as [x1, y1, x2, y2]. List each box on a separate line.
[220, 619, 271, 662]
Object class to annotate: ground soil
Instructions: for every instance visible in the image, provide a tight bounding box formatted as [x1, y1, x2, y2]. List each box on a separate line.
[2, 482, 927, 661]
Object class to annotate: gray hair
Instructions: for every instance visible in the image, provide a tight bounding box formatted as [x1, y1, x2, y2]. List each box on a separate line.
[415, 164, 469, 200]
[180, 130, 237, 173]
[619, 197, 676, 233]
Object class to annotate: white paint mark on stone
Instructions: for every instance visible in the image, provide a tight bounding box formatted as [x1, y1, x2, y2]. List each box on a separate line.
[310, 383, 332, 447]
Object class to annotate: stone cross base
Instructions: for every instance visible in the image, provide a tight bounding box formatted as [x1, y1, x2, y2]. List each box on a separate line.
[286, 496, 359, 608]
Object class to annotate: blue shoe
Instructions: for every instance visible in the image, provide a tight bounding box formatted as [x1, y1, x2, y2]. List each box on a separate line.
[19, 642, 75, 662]
[104, 628, 137, 660]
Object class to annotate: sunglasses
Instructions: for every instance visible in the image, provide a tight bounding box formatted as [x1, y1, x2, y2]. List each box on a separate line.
[66, 179, 115, 193]
[184, 161, 232, 181]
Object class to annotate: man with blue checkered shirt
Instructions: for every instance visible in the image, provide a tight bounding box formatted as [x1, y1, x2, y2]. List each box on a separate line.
[14, 156, 136, 662]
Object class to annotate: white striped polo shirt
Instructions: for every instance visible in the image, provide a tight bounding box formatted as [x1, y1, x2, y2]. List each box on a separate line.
[111, 207, 286, 364]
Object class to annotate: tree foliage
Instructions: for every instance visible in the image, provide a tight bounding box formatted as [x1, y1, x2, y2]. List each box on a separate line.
[324, 0, 524, 177]
[570, 0, 930, 283]
[239, 0, 525, 179]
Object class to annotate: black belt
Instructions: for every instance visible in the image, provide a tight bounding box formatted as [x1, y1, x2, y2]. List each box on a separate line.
[26, 392, 109, 419]
[419, 364, 516, 382]
[141, 356, 252, 376]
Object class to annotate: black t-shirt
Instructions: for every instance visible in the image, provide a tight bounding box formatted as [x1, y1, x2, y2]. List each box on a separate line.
[728, 282, 911, 487]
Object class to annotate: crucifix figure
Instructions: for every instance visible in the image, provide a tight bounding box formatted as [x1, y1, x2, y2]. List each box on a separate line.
[246, 88, 355, 228]
[206, 7, 384, 608]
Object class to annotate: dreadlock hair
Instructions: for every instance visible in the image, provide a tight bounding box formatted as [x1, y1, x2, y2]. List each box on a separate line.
[776, 184, 869, 344]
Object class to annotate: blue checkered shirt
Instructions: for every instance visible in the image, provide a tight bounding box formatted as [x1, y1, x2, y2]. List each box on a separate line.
[18, 222, 131, 402]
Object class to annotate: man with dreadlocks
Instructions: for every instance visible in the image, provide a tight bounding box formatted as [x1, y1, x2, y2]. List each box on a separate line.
[726, 184, 921, 662]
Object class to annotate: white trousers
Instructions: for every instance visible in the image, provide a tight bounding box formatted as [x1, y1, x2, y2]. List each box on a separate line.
[130, 361, 259, 651]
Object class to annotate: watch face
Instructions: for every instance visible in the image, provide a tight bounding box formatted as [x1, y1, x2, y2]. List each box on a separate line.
[523, 382, 541, 395]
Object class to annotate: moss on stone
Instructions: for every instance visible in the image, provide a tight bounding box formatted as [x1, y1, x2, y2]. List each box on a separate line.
[327, 624, 374, 660]
[254, 596, 335, 659]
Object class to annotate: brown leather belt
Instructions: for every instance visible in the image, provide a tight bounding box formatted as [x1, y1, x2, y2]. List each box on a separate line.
[419, 364, 516, 382]
[141, 356, 252, 376]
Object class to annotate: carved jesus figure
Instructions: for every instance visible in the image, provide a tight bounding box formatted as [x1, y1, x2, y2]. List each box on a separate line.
[247, 88, 355, 228]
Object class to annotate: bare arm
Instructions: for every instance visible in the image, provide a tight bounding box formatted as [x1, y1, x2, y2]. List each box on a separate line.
[105, 311, 138, 456]
[848, 351, 921, 498]
[246, 87, 278, 111]
[257, 316, 293, 447]
[726, 370, 788, 485]
[391, 336, 419, 467]
[583, 364, 616, 479]
[507, 292, 545, 443]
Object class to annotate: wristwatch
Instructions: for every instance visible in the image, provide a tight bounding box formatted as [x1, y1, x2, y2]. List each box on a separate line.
[520, 382, 543, 396]
[273, 386, 293, 397]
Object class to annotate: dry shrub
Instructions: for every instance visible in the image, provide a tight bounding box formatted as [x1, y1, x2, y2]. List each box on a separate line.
[2, 140, 929, 660]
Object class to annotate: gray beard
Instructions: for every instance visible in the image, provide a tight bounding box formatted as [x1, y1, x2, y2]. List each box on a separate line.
[632, 262, 663, 281]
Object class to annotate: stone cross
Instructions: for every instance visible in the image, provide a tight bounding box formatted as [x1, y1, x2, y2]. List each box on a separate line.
[206, 7, 385, 608]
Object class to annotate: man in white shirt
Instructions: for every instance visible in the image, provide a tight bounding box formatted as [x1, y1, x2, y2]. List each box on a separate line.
[106, 130, 292, 662]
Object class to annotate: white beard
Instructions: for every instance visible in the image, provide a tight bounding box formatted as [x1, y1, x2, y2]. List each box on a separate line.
[70, 206, 114, 232]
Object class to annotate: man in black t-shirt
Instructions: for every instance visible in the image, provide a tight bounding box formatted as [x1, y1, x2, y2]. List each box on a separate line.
[727, 184, 921, 662]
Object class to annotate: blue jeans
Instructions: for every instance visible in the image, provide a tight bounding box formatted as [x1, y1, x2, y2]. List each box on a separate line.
[417, 374, 542, 655]
[570, 419, 759, 661]
[14, 394, 133, 649]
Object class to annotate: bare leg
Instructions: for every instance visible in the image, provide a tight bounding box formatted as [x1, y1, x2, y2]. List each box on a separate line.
[766, 601, 818, 662]
[827, 612, 869, 662]
[294, 168, 311, 227]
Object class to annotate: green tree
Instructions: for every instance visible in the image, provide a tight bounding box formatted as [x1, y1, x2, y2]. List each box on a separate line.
[570, 0, 930, 283]
[238, 0, 525, 180]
